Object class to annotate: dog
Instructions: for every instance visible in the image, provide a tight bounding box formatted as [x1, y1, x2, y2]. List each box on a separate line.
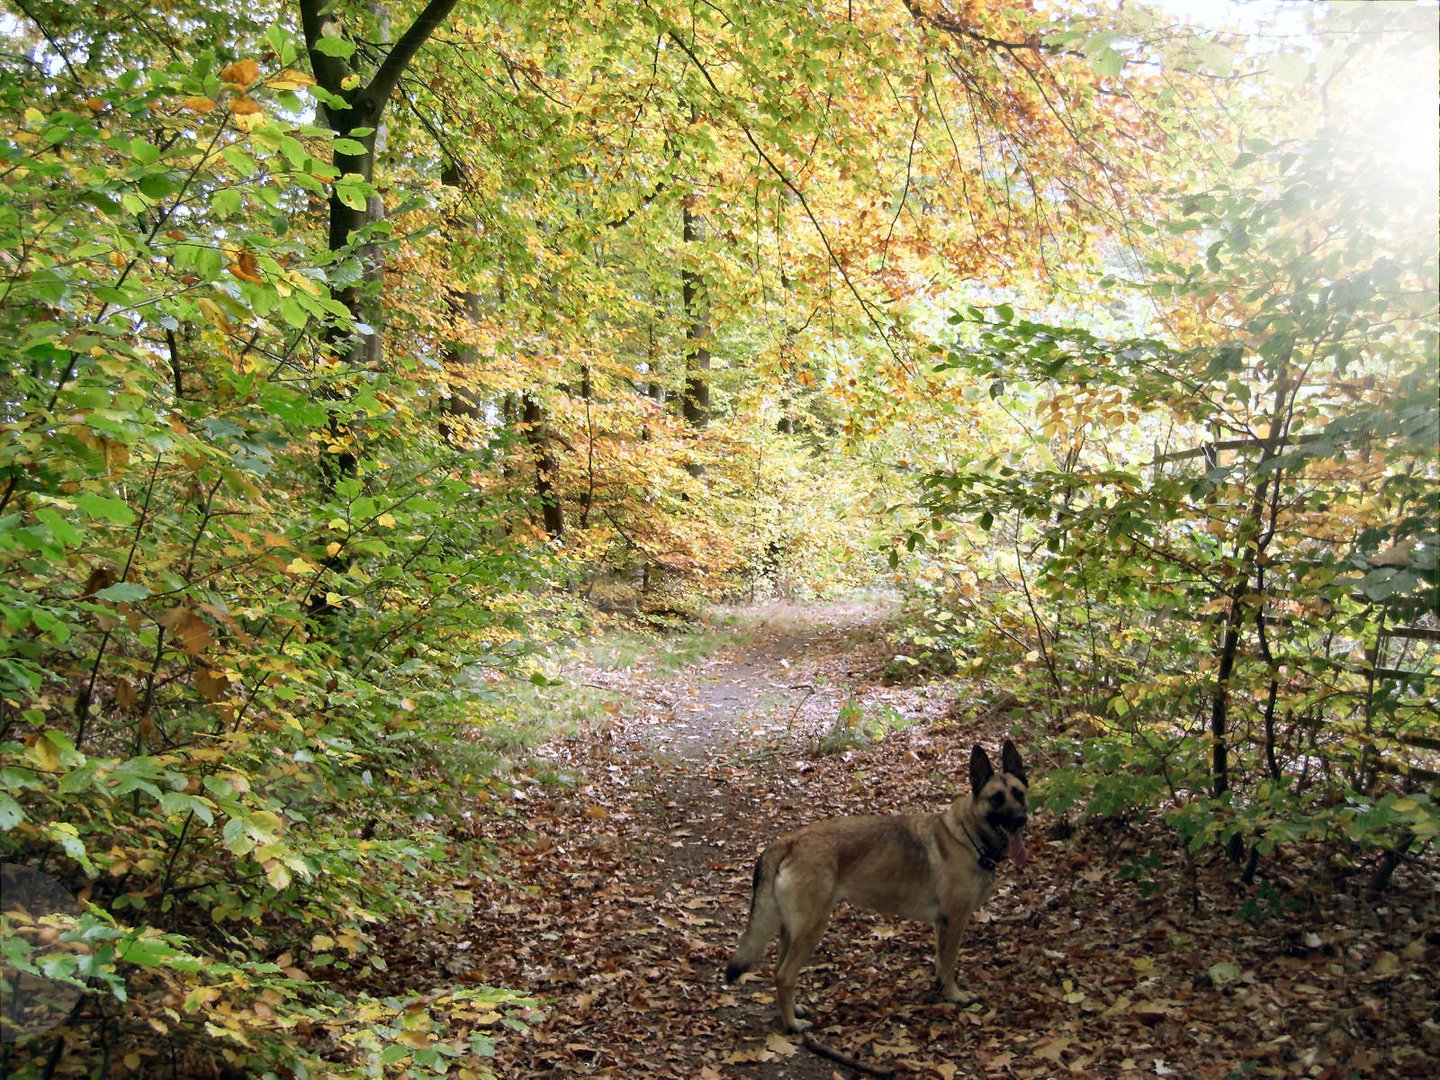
[725, 741, 1030, 1031]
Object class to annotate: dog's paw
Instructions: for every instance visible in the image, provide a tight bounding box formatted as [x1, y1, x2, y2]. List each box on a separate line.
[940, 984, 977, 1006]
[783, 1016, 813, 1033]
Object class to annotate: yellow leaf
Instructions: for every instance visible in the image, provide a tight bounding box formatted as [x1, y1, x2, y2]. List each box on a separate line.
[197, 298, 233, 333]
[286, 557, 314, 575]
[184, 987, 221, 1012]
[266, 69, 316, 91]
[376, 512, 396, 527]
[179, 96, 218, 113]
[264, 859, 291, 890]
[28, 732, 62, 772]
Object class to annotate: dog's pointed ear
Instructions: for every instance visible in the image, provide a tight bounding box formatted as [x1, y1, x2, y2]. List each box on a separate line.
[969, 744, 994, 795]
[1001, 740, 1026, 783]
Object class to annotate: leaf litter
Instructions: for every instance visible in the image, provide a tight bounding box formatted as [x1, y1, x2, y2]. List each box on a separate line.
[367, 601, 1439, 1078]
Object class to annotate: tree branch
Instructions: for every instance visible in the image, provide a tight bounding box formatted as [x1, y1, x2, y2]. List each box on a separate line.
[365, 0, 461, 109]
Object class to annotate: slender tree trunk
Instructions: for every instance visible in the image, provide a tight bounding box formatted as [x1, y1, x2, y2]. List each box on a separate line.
[1210, 352, 1295, 804]
[681, 196, 711, 432]
[522, 393, 564, 540]
[438, 162, 483, 443]
[298, 0, 459, 482]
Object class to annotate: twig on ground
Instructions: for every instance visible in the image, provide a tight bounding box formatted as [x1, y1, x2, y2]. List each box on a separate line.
[801, 1033, 896, 1077]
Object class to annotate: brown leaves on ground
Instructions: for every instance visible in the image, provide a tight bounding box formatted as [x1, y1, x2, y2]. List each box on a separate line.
[370, 603, 1439, 1078]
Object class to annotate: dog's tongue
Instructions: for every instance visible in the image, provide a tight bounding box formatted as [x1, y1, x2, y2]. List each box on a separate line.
[1008, 826, 1031, 868]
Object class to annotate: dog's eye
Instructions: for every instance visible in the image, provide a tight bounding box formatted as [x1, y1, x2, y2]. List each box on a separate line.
[989, 792, 1005, 807]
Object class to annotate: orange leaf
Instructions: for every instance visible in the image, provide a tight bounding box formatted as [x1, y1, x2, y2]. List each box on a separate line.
[228, 249, 263, 284]
[219, 59, 260, 88]
[196, 664, 228, 702]
[178, 96, 217, 113]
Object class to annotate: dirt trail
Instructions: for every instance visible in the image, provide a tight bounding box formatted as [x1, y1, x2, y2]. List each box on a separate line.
[468, 599, 968, 1078]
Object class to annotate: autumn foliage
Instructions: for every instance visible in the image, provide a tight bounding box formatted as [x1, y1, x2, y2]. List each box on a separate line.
[0, 0, 1434, 1077]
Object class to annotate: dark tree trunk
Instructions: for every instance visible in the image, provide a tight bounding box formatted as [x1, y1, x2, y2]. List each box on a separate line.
[438, 162, 483, 443]
[1210, 350, 1294, 810]
[522, 393, 564, 540]
[298, 0, 459, 482]
[681, 197, 710, 431]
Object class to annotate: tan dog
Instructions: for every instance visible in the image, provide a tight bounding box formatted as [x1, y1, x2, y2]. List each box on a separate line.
[725, 741, 1031, 1031]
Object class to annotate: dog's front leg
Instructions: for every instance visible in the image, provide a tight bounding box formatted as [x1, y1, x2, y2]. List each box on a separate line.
[933, 908, 976, 1005]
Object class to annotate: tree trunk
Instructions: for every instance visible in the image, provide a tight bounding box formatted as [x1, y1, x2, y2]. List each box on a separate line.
[521, 393, 564, 541]
[1210, 352, 1295, 804]
[298, 0, 459, 480]
[438, 162, 483, 443]
[681, 196, 710, 431]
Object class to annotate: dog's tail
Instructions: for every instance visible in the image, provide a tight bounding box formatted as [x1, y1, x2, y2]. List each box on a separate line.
[725, 844, 784, 982]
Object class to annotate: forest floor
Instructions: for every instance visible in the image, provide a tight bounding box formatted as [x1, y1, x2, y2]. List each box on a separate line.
[390, 599, 1438, 1079]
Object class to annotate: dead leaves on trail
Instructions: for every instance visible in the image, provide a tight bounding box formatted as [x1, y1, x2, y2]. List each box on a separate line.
[373, 607, 1439, 1078]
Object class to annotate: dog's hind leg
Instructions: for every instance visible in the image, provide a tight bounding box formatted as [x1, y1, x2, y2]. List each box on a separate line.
[772, 873, 834, 1032]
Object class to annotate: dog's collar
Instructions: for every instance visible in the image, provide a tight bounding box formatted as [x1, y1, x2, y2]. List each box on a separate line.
[954, 817, 1005, 872]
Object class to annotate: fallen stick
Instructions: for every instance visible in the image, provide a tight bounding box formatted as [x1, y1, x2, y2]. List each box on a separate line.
[801, 1034, 896, 1077]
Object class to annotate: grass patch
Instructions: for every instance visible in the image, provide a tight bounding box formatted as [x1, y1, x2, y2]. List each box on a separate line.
[457, 610, 752, 776]
[577, 615, 749, 676]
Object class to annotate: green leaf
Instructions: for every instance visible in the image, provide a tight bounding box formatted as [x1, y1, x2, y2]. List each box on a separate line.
[75, 493, 136, 525]
[117, 934, 182, 968]
[313, 35, 355, 59]
[1092, 49, 1123, 78]
[94, 582, 152, 603]
[0, 792, 24, 830]
[380, 1044, 410, 1066]
[159, 791, 215, 826]
[334, 176, 368, 210]
[212, 188, 242, 217]
[138, 172, 176, 200]
[223, 815, 254, 855]
[330, 137, 368, 155]
[45, 822, 95, 873]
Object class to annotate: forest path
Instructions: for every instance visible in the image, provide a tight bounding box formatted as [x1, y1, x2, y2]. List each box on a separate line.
[415, 600, 1436, 1079]
[469, 598, 986, 1078]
